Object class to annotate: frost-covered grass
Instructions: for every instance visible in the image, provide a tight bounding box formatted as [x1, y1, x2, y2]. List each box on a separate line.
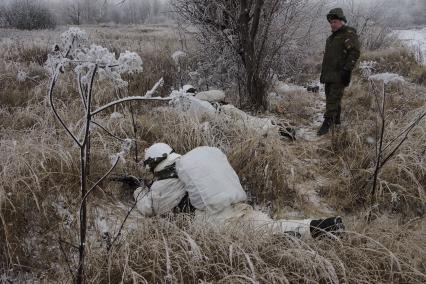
[1, 25, 426, 282]
[394, 27, 426, 64]
[359, 47, 426, 86]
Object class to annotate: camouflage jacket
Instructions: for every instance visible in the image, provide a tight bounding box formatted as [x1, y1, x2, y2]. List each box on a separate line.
[320, 25, 360, 84]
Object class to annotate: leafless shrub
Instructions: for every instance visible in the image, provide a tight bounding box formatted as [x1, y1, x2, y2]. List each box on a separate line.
[3, 0, 56, 30]
[336, 0, 396, 51]
[328, 78, 426, 216]
[172, 0, 323, 108]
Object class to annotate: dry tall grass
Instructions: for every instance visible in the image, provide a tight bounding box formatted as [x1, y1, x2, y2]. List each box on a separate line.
[0, 25, 425, 283]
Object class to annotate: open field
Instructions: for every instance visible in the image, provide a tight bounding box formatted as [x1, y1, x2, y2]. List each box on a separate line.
[1, 24, 426, 283]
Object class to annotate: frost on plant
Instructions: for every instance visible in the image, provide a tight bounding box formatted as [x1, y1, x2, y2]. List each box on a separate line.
[44, 28, 88, 75]
[117, 51, 143, 74]
[359, 61, 377, 78]
[110, 139, 135, 166]
[60, 27, 88, 56]
[172, 50, 187, 65]
[369, 73, 405, 84]
[44, 27, 170, 283]
[74, 45, 143, 88]
[45, 27, 143, 89]
[110, 112, 124, 119]
[16, 70, 27, 82]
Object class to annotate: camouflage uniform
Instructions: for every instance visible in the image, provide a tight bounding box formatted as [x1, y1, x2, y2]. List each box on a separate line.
[320, 8, 360, 123]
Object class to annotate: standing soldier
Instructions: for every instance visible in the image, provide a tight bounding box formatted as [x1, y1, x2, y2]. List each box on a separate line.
[318, 8, 360, 136]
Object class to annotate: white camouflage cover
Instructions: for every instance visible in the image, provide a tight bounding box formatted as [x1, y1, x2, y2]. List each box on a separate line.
[176, 146, 247, 213]
[195, 90, 225, 102]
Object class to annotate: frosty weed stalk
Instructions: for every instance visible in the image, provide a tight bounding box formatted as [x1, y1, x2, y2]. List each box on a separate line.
[46, 27, 169, 283]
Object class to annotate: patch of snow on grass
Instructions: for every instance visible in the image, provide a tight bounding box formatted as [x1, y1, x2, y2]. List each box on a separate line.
[110, 111, 123, 119]
[369, 72, 405, 84]
[394, 27, 426, 64]
[275, 81, 305, 93]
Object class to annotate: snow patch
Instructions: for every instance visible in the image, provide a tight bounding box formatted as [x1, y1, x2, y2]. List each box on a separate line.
[95, 208, 110, 235]
[295, 177, 335, 215]
[369, 72, 405, 84]
[366, 136, 376, 145]
[274, 81, 305, 94]
[16, 70, 27, 82]
[268, 81, 308, 113]
[394, 27, 426, 64]
[110, 111, 124, 119]
[52, 199, 74, 228]
[296, 91, 325, 141]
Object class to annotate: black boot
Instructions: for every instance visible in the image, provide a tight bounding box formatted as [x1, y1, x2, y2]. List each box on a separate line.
[317, 117, 333, 136]
[335, 107, 341, 125]
[310, 216, 345, 239]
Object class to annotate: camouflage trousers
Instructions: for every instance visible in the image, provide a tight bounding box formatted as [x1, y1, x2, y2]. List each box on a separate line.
[324, 83, 346, 120]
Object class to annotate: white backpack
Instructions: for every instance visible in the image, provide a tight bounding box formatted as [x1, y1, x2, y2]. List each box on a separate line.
[175, 147, 247, 213]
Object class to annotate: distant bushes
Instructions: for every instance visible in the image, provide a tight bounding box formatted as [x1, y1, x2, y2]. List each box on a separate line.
[2, 1, 56, 30]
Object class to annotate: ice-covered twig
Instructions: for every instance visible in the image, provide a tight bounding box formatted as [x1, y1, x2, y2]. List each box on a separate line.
[382, 110, 426, 153]
[63, 37, 75, 58]
[79, 155, 121, 221]
[81, 65, 98, 146]
[90, 120, 125, 142]
[144, 77, 164, 98]
[48, 67, 82, 147]
[91, 96, 172, 116]
[368, 79, 387, 222]
[70, 60, 120, 68]
[380, 111, 426, 168]
[77, 73, 87, 110]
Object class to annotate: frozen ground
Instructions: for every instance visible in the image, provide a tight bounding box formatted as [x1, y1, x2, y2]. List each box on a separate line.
[296, 90, 325, 142]
[394, 27, 426, 64]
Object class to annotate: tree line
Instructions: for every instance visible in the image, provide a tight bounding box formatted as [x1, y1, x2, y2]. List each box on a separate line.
[0, 0, 170, 29]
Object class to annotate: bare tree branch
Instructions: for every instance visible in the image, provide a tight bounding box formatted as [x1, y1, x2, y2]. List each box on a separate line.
[79, 155, 121, 217]
[91, 96, 171, 116]
[81, 65, 98, 146]
[108, 188, 149, 251]
[48, 68, 82, 147]
[77, 72, 87, 110]
[91, 120, 126, 142]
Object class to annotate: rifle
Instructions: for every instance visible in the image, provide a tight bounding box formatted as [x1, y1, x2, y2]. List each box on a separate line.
[109, 174, 148, 191]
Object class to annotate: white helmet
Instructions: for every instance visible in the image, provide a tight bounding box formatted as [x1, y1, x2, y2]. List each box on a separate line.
[143, 143, 173, 171]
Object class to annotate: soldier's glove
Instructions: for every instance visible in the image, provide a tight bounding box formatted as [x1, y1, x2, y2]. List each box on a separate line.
[341, 69, 351, 87]
[110, 175, 144, 191]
